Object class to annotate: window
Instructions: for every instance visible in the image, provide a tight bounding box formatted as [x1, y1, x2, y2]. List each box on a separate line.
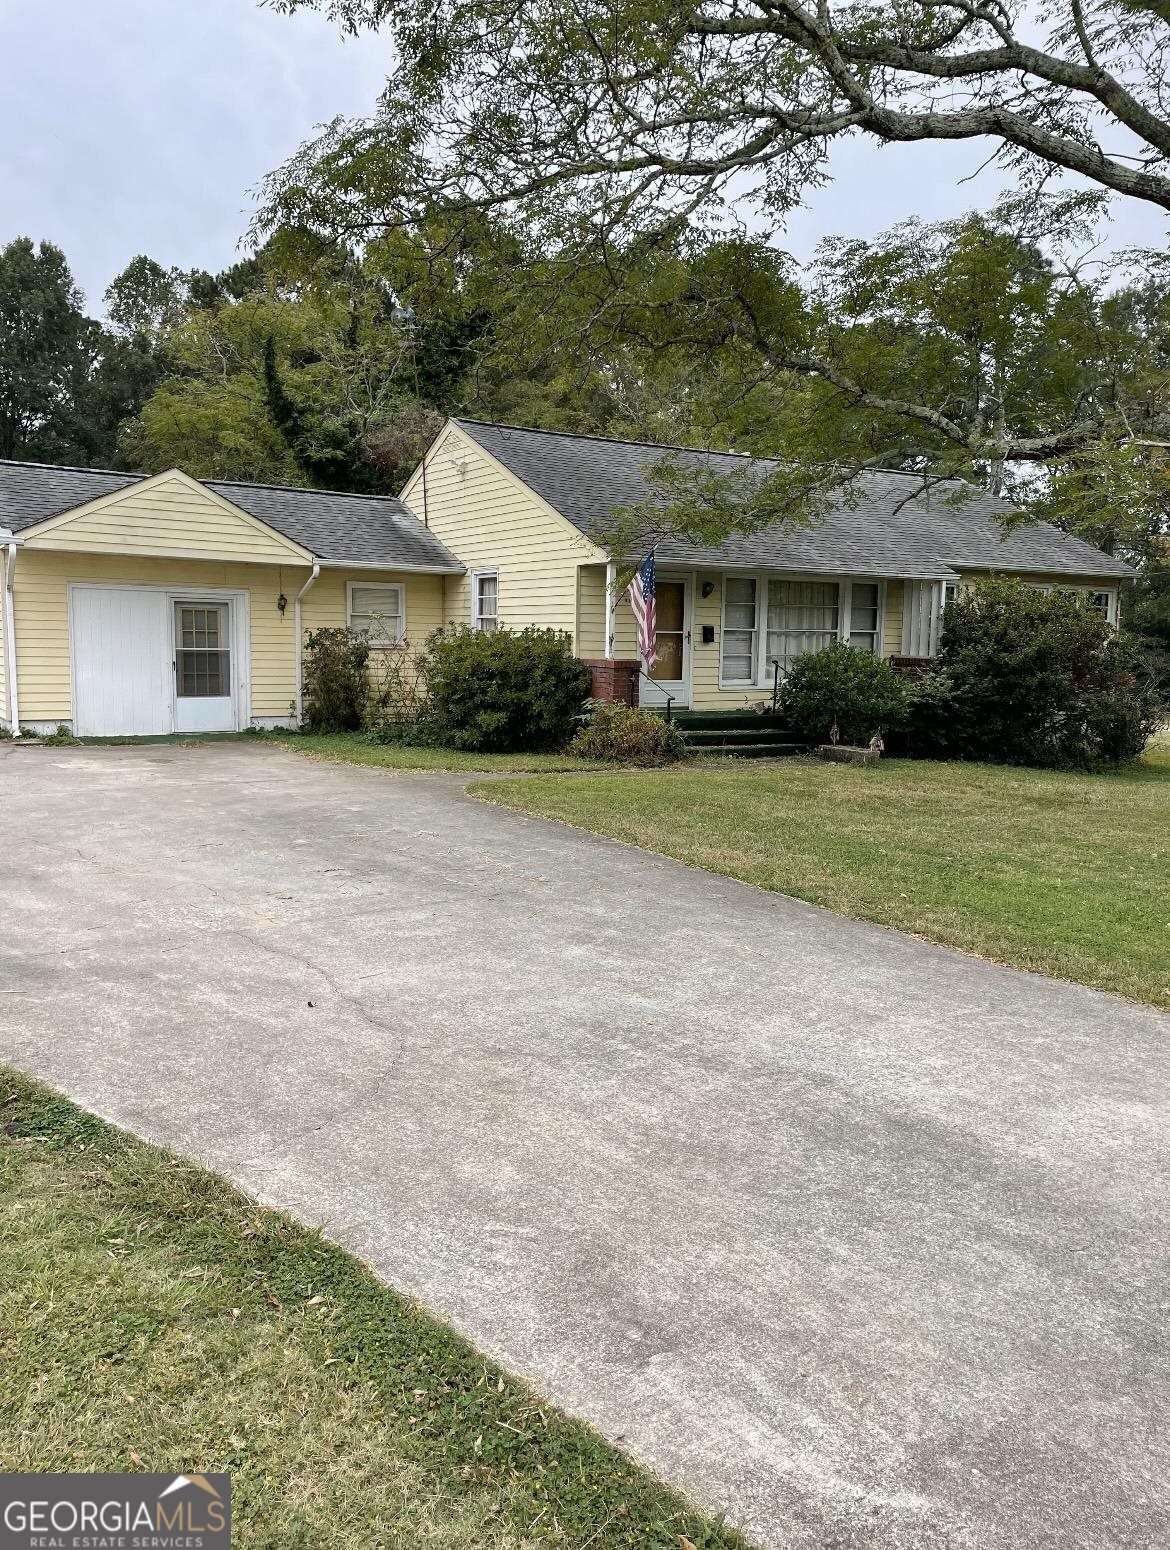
[175, 604, 230, 698]
[721, 576, 757, 682]
[848, 582, 880, 654]
[766, 579, 840, 675]
[1028, 582, 1115, 624]
[349, 583, 405, 646]
[473, 570, 499, 633]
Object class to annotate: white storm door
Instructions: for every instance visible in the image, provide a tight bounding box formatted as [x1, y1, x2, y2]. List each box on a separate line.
[70, 586, 172, 736]
[639, 577, 690, 707]
[173, 601, 236, 732]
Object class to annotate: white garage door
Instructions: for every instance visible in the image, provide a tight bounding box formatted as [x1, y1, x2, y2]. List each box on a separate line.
[70, 587, 173, 736]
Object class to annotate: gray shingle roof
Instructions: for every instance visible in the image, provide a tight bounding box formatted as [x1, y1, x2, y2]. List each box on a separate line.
[0, 460, 463, 572]
[455, 420, 1135, 580]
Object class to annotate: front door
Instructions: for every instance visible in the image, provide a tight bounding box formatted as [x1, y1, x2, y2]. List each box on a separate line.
[173, 601, 236, 732]
[640, 577, 690, 708]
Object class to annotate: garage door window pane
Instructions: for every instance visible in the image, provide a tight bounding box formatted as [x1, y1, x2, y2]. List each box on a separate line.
[175, 605, 230, 697]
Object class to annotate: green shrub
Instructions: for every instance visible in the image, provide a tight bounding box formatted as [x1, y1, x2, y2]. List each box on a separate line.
[422, 626, 592, 752]
[570, 702, 689, 765]
[301, 627, 370, 733]
[907, 578, 1161, 768]
[778, 641, 909, 747]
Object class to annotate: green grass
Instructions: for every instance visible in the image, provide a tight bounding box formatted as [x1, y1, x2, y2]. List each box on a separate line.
[0, 1072, 743, 1549]
[265, 730, 596, 774]
[474, 743, 1170, 1010]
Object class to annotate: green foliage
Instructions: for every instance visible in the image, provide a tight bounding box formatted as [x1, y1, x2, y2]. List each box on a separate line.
[301, 627, 371, 733]
[0, 238, 177, 468]
[422, 626, 591, 752]
[570, 702, 689, 765]
[778, 643, 908, 748]
[0, 237, 96, 461]
[907, 580, 1161, 769]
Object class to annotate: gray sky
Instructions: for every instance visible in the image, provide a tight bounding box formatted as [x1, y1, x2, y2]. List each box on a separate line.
[2, 0, 1165, 314]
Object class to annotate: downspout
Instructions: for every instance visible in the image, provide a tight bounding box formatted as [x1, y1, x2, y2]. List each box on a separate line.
[1, 530, 19, 734]
[293, 561, 320, 727]
[604, 559, 616, 659]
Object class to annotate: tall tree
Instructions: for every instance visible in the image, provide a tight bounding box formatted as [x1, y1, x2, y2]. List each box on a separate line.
[0, 238, 92, 460]
[259, 0, 1170, 528]
[264, 1, 1170, 225]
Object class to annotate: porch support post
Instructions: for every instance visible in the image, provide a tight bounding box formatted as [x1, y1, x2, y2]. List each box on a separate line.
[604, 560, 616, 659]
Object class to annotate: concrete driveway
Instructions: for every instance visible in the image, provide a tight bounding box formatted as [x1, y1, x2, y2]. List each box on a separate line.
[1, 743, 1167, 1548]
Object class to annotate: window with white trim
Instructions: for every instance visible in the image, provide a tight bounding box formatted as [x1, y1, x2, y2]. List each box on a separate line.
[721, 576, 758, 682]
[766, 579, 840, 675]
[473, 570, 499, 633]
[848, 582, 880, 654]
[348, 583, 405, 646]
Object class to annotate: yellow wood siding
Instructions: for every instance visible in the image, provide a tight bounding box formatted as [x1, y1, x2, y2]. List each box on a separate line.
[10, 550, 442, 725]
[400, 426, 605, 644]
[22, 472, 308, 564]
[883, 581, 904, 657]
[301, 569, 446, 645]
[576, 565, 608, 657]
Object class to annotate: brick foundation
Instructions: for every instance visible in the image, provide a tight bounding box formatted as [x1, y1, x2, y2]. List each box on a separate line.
[888, 655, 934, 680]
[582, 658, 641, 706]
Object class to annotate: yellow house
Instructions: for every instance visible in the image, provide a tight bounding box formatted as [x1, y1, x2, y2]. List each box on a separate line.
[400, 420, 1136, 712]
[0, 462, 463, 736]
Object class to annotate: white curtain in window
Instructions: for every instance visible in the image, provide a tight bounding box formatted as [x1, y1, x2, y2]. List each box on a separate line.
[475, 573, 499, 631]
[766, 580, 840, 671]
[350, 585, 404, 645]
[721, 576, 757, 681]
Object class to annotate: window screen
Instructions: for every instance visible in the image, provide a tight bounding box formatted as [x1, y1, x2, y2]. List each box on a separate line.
[474, 572, 499, 633]
[349, 584, 405, 646]
[721, 577, 757, 682]
[849, 582, 880, 654]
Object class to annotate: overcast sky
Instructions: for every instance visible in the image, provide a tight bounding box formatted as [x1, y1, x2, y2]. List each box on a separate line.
[2, 0, 1165, 315]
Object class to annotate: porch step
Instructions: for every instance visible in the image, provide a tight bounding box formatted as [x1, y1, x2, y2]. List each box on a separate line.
[666, 711, 806, 758]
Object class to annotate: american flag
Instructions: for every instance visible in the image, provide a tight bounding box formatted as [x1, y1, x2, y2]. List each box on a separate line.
[627, 552, 657, 666]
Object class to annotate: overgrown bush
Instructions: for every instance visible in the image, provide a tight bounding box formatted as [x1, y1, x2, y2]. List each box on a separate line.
[906, 578, 1161, 768]
[301, 627, 370, 733]
[778, 641, 909, 747]
[570, 702, 689, 765]
[422, 626, 592, 752]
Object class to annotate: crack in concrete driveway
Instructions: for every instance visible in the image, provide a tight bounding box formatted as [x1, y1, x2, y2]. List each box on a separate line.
[1, 743, 1167, 1548]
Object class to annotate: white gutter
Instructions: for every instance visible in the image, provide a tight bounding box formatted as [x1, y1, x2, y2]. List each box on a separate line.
[293, 561, 320, 726]
[604, 560, 616, 659]
[1, 529, 18, 733]
[315, 559, 464, 575]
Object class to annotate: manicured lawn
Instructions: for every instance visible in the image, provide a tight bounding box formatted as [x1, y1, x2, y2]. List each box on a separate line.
[265, 730, 596, 774]
[474, 745, 1170, 1010]
[0, 1073, 743, 1550]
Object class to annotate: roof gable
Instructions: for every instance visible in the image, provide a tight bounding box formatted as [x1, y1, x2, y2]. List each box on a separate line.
[20, 469, 313, 563]
[453, 421, 1135, 580]
[0, 460, 464, 572]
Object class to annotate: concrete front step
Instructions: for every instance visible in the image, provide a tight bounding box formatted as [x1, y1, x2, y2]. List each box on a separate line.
[694, 742, 805, 759]
[682, 727, 795, 746]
